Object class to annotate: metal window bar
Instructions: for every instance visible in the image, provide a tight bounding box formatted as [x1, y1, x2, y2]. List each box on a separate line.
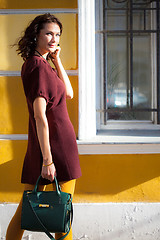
[99, 0, 160, 124]
[103, 0, 107, 123]
[157, 0, 160, 123]
[130, 0, 133, 109]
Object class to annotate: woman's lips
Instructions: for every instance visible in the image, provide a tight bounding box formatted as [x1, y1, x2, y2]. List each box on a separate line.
[49, 44, 56, 48]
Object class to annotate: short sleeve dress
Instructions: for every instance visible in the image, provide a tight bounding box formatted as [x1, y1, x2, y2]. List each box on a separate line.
[21, 55, 82, 185]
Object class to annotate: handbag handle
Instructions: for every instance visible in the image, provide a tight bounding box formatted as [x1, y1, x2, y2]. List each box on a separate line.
[33, 175, 61, 196]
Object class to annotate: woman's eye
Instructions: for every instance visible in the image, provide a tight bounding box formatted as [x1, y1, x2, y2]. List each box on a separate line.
[46, 32, 60, 37]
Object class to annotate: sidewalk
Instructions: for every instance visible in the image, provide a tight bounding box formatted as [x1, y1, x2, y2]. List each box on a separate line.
[1, 202, 160, 240]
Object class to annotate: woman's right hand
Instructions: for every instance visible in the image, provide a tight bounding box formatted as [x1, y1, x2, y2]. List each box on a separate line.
[41, 159, 57, 182]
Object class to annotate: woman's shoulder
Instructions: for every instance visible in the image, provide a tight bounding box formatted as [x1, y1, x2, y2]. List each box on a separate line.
[26, 55, 47, 67]
[22, 56, 48, 75]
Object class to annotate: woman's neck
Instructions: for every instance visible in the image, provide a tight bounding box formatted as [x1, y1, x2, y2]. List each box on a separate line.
[35, 49, 48, 60]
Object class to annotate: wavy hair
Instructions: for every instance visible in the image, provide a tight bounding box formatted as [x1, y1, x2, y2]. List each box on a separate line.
[16, 13, 63, 60]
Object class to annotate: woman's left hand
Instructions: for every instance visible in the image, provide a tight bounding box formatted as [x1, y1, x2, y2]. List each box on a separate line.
[41, 161, 56, 182]
[49, 45, 61, 62]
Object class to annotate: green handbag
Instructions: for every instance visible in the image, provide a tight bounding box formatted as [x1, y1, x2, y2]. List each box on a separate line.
[21, 175, 73, 240]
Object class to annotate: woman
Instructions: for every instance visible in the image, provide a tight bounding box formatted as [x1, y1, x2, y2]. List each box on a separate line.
[6, 13, 81, 240]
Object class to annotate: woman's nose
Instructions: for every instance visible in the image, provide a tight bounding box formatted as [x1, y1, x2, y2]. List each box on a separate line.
[51, 34, 56, 42]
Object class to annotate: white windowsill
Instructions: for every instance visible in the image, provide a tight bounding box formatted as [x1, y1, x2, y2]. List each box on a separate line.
[77, 129, 160, 154]
[0, 133, 160, 154]
[77, 140, 160, 154]
[78, 136, 160, 144]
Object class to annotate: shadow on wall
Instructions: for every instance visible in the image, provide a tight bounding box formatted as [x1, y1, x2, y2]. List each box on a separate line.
[1, 151, 160, 200]
[0, 140, 27, 193]
[0, 76, 29, 134]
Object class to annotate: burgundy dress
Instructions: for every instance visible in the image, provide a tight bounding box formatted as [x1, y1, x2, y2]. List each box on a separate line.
[21, 56, 82, 185]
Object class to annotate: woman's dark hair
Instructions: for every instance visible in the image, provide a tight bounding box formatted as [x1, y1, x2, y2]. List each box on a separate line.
[16, 13, 63, 60]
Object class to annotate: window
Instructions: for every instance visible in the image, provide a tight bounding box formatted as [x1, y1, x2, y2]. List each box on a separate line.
[96, 0, 160, 130]
[78, 0, 160, 144]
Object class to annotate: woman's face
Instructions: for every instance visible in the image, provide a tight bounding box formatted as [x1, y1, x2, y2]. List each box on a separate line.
[36, 22, 61, 55]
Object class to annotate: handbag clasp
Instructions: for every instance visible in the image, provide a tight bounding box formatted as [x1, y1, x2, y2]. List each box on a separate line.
[39, 204, 50, 208]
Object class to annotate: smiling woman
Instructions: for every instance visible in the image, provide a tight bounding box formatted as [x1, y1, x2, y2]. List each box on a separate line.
[35, 23, 61, 57]
[16, 14, 63, 60]
[6, 13, 81, 240]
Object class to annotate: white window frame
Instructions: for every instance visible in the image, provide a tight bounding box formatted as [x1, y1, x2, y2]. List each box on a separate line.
[78, 0, 160, 152]
[78, 0, 96, 140]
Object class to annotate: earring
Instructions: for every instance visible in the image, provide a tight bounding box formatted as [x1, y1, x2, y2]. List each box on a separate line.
[34, 37, 37, 42]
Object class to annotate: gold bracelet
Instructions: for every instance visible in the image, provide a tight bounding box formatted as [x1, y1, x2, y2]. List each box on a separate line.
[42, 162, 53, 167]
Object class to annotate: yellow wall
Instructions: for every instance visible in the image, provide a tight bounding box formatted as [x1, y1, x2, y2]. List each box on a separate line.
[0, 0, 160, 205]
[0, 0, 77, 9]
[1, 140, 160, 203]
[0, 14, 78, 71]
[0, 76, 78, 135]
[0, 1, 80, 203]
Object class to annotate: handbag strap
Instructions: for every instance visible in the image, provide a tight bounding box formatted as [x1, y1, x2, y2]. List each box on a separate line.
[26, 193, 73, 240]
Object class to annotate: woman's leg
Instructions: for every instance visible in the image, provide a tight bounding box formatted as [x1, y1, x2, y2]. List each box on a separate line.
[6, 184, 46, 240]
[55, 179, 76, 240]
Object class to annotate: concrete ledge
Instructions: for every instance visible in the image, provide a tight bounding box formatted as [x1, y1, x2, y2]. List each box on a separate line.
[0, 203, 160, 240]
[1, 202, 160, 239]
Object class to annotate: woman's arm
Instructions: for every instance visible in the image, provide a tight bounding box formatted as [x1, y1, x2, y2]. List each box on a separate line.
[33, 97, 56, 182]
[50, 47, 73, 99]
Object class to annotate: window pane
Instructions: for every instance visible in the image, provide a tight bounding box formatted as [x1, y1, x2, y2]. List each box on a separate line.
[106, 33, 152, 121]
[103, 1, 154, 122]
[106, 36, 127, 109]
[132, 35, 152, 120]
[106, 0, 127, 9]
[96, 0, 158, 125]
[106, 10, 127, 31]
[133, 10, 151, 31]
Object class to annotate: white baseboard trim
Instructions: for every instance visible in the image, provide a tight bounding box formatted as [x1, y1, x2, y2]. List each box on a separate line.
[1, 135, 160, 154]
[0, 70, 78, 77]
[0, 9, 78, 14]
[1, 202, 160, 240]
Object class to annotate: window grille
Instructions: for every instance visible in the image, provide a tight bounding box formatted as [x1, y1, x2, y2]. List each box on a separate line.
[96, 0, 160, 125]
